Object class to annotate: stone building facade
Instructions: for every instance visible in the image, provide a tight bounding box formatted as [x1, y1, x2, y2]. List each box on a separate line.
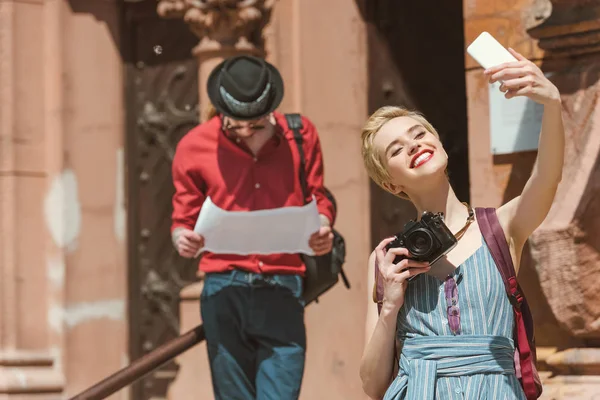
[0, 0, 598, 399]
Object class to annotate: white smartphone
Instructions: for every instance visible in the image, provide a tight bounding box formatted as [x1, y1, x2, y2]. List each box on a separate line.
[466, 31, 517, 70]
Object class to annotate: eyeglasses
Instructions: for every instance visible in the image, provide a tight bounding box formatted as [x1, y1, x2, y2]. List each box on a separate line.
[444, 275, 461, 335]
[222, 117, 266, 133]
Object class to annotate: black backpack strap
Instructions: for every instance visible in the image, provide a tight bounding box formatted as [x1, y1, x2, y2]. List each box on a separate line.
[285, 113, 309, 204]
[286, 114, 351, 298]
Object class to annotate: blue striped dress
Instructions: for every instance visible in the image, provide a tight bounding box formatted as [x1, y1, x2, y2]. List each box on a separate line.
[383, 237, 527, 400]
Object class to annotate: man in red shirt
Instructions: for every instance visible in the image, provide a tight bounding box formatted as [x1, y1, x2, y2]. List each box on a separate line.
[171, 55, 336, 399]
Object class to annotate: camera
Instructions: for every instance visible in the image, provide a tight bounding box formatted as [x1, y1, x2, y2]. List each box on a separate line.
[385, 211, 457, 277]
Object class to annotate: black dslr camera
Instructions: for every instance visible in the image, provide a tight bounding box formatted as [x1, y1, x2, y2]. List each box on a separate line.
[385, 211, 457, 278]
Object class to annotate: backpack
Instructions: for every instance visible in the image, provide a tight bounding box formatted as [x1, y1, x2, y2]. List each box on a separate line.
[284, 113, 350, 305]
[372, 207, 542, 399]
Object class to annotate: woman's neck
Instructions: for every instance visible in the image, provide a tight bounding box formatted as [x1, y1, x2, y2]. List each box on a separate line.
[408, 178, 469, 234]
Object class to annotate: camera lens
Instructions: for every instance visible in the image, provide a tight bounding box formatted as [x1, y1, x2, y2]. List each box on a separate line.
[406, 229, 433, 257]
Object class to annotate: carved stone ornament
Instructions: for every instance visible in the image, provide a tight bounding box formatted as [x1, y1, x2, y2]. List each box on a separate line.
[515, 0, 600, 340]
[156, 0, 188, 18]
[157, 0, 277, 51]
[526, 0, 600, 56]
[528, 66, 600, 338]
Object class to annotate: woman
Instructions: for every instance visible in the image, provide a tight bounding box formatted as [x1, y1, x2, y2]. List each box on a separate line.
[359, 48, 564, 399]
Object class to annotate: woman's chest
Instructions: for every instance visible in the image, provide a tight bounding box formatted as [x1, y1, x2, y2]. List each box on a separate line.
[399, 246, 513, 336]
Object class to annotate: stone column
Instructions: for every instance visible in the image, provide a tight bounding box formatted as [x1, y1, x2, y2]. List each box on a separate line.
[157, 0, 277, 120]
[1, 0, 127, 397]
[0, 0, 66, 395]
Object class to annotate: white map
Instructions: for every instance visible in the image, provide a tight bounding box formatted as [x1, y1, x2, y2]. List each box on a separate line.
[194, 196, 321, 256]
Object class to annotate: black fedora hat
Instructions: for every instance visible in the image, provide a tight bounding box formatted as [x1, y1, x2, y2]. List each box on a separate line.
[207, 55, 284, 121]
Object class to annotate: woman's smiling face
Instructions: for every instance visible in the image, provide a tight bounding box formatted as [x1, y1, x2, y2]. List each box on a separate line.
[372, 116, 448, 195]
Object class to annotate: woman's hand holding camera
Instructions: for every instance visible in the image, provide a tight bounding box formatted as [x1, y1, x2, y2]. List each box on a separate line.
[375, 237, 431, 311]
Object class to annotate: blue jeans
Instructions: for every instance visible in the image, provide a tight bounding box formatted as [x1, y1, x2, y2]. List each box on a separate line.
[200, 270, 306, 400]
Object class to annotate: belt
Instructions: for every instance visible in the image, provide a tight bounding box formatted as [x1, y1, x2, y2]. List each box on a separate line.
[384, 335, 516, 400]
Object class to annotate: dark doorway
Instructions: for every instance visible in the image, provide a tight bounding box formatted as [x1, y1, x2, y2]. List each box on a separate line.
[122, 2, 200, 398]
[360, 1, 470, 246]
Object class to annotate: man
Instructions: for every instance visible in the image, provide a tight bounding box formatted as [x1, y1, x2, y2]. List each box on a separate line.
[170, 55, 336, 399]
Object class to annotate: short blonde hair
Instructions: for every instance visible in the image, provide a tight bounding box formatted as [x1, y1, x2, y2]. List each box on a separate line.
[361, 106, 439, 199]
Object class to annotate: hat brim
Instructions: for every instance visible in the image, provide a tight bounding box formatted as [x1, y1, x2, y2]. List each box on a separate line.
[206, 58, 284, 121]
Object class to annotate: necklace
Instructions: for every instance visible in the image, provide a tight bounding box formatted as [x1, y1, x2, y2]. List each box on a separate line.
[453, 202, 474, 241]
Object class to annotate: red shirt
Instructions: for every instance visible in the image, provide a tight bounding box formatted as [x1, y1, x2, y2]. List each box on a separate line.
[171, 112, 336, 276]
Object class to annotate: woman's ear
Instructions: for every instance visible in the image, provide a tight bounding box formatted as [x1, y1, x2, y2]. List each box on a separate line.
[383, 181, 404, 195]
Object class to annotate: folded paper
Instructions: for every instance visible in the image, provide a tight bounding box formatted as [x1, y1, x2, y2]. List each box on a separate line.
[194, 196, 321, 256]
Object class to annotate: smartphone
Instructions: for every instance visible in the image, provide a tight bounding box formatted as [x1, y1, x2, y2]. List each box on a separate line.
[466, 31, 517, 70]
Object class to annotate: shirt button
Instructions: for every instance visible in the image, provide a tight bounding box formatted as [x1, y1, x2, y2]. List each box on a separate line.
[454, 387, 461, 394]
[255, 183, 260, 189]
[253, 157, 258, 162]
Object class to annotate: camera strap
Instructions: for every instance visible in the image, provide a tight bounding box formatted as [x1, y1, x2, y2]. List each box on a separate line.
[453, 202, 475, 240]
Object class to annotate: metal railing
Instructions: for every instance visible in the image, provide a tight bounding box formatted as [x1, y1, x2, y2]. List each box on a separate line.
[68, 324, 205, 400]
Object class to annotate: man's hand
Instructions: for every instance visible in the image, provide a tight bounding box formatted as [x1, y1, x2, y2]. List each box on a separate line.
[174, 228, 204, 258]
[309, 226, 334, 256]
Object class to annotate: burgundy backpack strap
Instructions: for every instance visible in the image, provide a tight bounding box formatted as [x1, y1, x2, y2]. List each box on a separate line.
[476, 207, 537, 400]
[373, 257, 384, 314]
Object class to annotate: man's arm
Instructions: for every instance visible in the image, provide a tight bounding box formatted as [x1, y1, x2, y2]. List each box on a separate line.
[171, 139, 206, 244]
[302, 116, 336, 226]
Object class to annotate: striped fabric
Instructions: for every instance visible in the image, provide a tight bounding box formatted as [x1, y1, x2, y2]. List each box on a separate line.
[384, 237, 527, 400]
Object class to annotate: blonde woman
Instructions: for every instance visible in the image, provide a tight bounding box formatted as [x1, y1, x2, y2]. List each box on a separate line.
[359, 49, 564, 400]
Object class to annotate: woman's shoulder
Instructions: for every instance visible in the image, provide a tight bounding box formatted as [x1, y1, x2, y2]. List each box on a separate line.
[496, 197, 520, 224]
[478, 197, 525, 272]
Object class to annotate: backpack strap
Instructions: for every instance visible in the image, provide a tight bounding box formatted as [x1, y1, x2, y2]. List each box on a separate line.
[373, 257, 384, 314]
[285, 113, 309, 204]
[475, 207, 538, 400]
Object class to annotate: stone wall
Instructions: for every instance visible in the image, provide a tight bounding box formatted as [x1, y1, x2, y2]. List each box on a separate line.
[464, 0, 600, 397]
[0, 0, 128, 398]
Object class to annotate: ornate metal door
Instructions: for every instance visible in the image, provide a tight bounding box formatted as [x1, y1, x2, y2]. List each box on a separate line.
[362, 0, 470, 245]
[123, 2, 200, 398]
